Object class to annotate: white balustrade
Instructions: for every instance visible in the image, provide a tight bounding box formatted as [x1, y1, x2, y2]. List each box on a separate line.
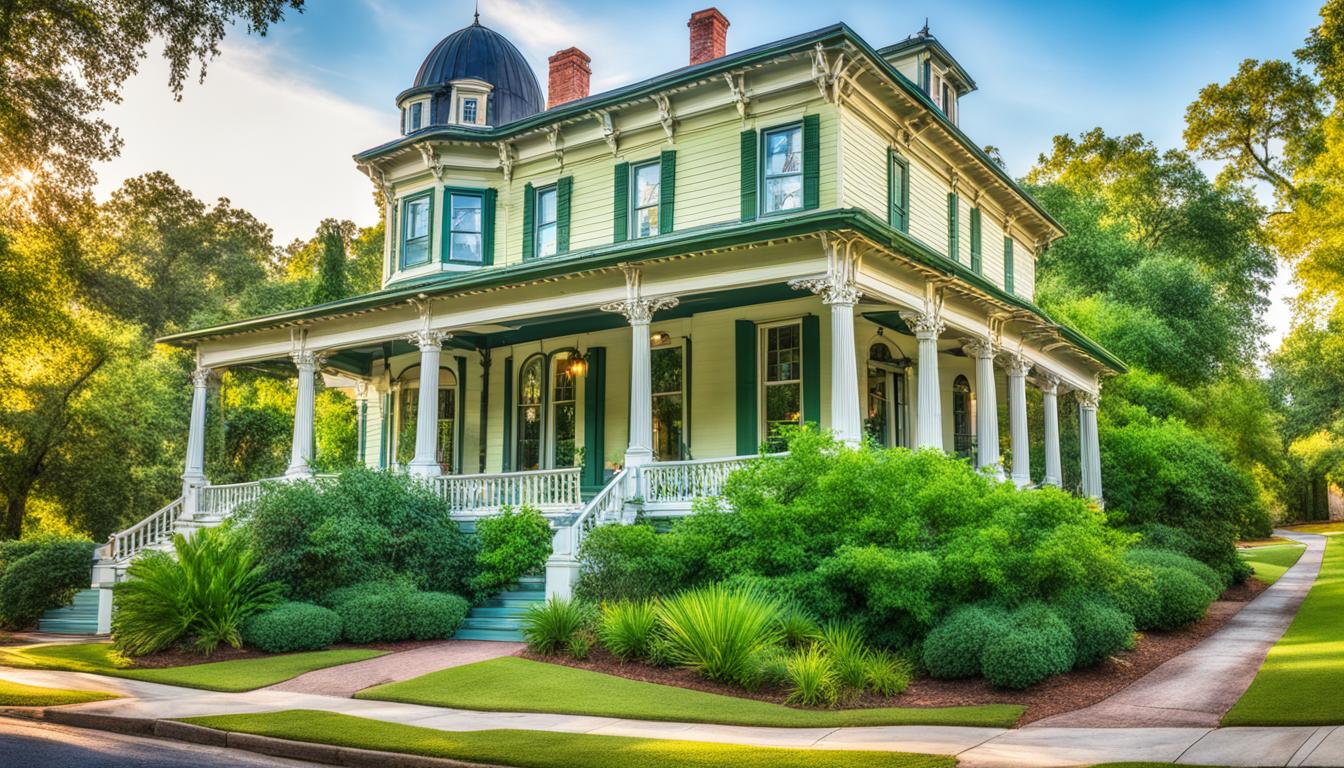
[197, 479, 270, 518]
[571, 469, 630, 551]
[105, 497, 183, 561]
[434, 467, 582, 513]
[639, 454, 771, 509]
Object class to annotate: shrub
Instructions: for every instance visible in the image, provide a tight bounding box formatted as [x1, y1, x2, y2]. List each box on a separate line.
[923, 604, 1010, 679]
[774, 602, 823, 647]
[821, 622, 870, 695]
[0, 537, 96, 630]
[980, 604, 1076, 689]
[522, 596, 594, 656]
[598, 599, 660, 660]
[238, 468, 477, 601]
[754, 646, 791, 688]
[1126, 547, 1224, 594]
[326, 581, 468, 643]
[574, 523, 686, 603]
[784, 644, 837, 708]
[1144, 567, 1216, 631]
[1052, 592, 1134, 668]
[865, 651, 912, 696]
[112, 527, 282, 656]
[656, 584, 782, 688]
[242, 602, 341, 653]
[567, 629, 595, 659]
[472, 506, 553, 600]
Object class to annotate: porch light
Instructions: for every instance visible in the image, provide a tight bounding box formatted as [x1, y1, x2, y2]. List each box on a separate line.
[568, 352, 588, 377]
[650, 331, 671, 347]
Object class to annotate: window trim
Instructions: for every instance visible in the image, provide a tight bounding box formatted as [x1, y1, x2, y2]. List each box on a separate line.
[461, 97, 478, 125]
[629, 159, 661, 240]
[758, 121, 805, 217]
[441, 186, 488, 265]
[514, 353, 548, 471]
[888, 151, 910, 233]
[758, 319, 805, 448]
[398, 189, 435, 270]
[532, 184, 559, 260]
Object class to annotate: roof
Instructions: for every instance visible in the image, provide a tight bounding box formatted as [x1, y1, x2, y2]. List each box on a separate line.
[403, 19, 544, 126]
[877, 33, 977, 92]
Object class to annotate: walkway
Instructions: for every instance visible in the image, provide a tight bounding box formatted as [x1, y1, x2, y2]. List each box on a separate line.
[266, 640, 523, 697]
[1033, 529, 1325, 728]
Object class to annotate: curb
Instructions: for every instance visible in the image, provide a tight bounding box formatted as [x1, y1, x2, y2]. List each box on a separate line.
[2, 708, 505, 768]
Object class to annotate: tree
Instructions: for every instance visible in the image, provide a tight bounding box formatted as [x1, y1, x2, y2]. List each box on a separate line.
[310, 219, 350, 304]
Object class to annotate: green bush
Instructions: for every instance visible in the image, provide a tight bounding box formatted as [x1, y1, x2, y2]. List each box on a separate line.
[821, 622, 870, 695]
[238, 468, 477, 601]
[922, 604, 1010, 679]
[656, 584, 782, 688]
[112, 527, 282, 656]
[980, 604, 1076, 689]
[326, 581, 468, 643]
[0, 537, 96, 630]
[1052, 592, 1134, 668]
[1144, 567, 1216, 631]
[598, 599, 660, 660]
[864, 651, 912, 696]
[574, 522, 686, 603]
[754, 646, 791, 688]
[784, 644, 837, 707]
[471, 506, 553, 600]
[1126, 547, 1225, 593]
[773, 602, 822, 647]
[242, 602, 341, 652]
[522, 596, 594, 656]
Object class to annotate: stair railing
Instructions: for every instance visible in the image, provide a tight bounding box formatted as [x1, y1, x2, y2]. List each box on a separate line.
[104, 496, 184, 562]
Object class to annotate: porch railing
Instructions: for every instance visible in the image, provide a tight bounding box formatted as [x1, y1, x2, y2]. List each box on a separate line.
[639, 454, 771, 508]
[197, 479, 271, 518]
[434, 467, 583, 514]
[105, 496, 184, 561]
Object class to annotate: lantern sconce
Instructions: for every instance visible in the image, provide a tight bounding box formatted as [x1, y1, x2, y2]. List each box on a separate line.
[650, 331, 671, 347]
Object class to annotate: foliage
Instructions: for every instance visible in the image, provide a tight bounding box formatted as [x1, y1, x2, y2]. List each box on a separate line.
[471, 505, 553, 600]
[864, 651, 912, 697]
[566, 628, 596, 660]
[1126, 547, 1225, 594]
[1140, 567, 1217, 631]
[574, 522, 686, 603]
[820, 622, 871, 695]
[922, 604, 1010, 680]
[238, 468, 477, 601]
[1051, 591, 1135, 668]
[112, 527, 281, 656]
[774, 602, 823, 647]
[656, 584, 782, 688]
[310, 219, 350, 305]
[784, 644, 837, 708]
[0, 536, 96, 629]
[325, 581, 468, 644]
[979, 604, 1076, 690]
[522, 596, 594, 656]
[241, 602, 341, 653]
[597, 599, 660, 661]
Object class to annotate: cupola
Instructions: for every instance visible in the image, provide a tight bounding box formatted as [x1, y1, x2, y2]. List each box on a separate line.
[878, 22, 976, 126]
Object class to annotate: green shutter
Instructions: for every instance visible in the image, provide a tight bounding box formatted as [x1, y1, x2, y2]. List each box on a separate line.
[740, 130, 758, 221]
[501, 356, 514, 471]
[735, 320, 758, 454]
[803, 114, 821, 210]
[556, 176, 573, 254]
[947, 193, 959, 263]
[889, 151, 909, 232]
[612, 163, 629, 243]
[481, 188, 496, 266]
[379, 392, 392, 468]
[970, 207, 982, 273]
[801, 315, 820, 426]
[581, 347, 607, 490]
[521, 183, 535, 261]
[659, 150, 676, 234]
[682, 336, 692, 459]
[455, 355, 467, 475]
[1004, 236, 1015, 294]
[478, 351, 490, 473]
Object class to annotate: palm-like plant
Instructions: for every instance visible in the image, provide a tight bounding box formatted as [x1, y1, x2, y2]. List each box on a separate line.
[656, 584, 782, 687]
[521, 596, 594, 655]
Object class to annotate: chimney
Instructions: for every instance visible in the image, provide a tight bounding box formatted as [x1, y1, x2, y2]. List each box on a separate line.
[688, 8, 729, 66]
[547, 47, 591, 109]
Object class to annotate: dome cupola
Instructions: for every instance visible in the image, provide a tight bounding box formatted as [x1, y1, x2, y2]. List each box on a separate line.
[397, 15, 544, 133]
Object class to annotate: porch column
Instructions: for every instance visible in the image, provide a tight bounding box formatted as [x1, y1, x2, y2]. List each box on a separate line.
[407, 329, 448, 478]
[182, 367, 211, 488]
[285, 350, 319, 478]
[1005, 354, 1032, 487]
[901, 311, 945, 450]
[1040, 374, 1063, 487]
[1079, 389, 1103, 501]
[601, 268, 678, 470]
[789, 275, 862, 446]
[965, 339, 1002, 478]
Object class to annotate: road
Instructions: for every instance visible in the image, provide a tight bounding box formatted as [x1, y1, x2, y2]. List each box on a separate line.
[0, 716, 327, 768]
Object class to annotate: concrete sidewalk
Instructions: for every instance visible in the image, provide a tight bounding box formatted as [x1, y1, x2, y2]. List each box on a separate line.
[266, 640, 523, 697]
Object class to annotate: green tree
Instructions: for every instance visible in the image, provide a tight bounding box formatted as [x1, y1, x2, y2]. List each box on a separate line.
[310, 219, 350, 304]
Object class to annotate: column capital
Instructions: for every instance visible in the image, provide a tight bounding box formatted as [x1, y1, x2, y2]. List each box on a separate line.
[788, 276, 861, 306]
[1037, 371, 1061, 393]
[189, 367, 214, 387]
[600, 296, 678, 325]
[1002, 353, 1032, 378]
[408, 329, 450, 350]
[290, 349, 325, 370]
[899, 310, 945, 340]
[1076, 389, 1100, 409]
[961, 338, 996, 360]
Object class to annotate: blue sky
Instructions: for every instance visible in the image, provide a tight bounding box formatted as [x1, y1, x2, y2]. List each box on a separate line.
[94, 0, 1322, 343]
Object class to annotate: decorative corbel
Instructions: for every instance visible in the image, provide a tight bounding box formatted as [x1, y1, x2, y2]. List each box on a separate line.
[358, 162, 394, 204]
[595, 111, 620, 155]
[723, 72, 749, 120]
[415, 142, 444, 184]
[496, 141, 515, 182]
[949, 171, 961, 195]
[788, 233, 863, 305]
[547, 126, 564, 166]
[653, 94, 676, 142]
[810, 43, 846, 104]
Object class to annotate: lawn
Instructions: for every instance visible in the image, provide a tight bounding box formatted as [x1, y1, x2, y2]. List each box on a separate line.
[1223, 536, 1344, 726]
[0, 679, 118, 707]
[1238, 543, 1306, 585]
[1280, 521, 1344, 535]
[183, 710, 954, 768]
[357, 656, 1022, 728]
[0, 643, 383, 692]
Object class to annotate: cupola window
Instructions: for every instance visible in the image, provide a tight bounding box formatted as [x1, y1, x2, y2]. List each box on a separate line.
[461, 98, 478, 124]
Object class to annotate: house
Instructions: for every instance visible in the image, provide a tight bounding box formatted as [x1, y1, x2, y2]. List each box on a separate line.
[87, 9, 1123, 634]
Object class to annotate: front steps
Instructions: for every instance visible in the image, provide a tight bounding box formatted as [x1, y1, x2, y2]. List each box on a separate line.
[455, 576, 544, 642]
[36, 588, 101, 635]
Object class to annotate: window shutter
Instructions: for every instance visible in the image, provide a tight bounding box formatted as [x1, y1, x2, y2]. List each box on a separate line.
[946, 193, 959, 263]
[803, 114, 821, 210]
[735, 320, 758, 454]
[888, 151, 909, 232]
[802, 315, 820, 426]
[521, 183, 535, 261]
[501, 356, 514, 471]
[581, 347, 607, 490]
[740, 130, 758, 221]
[1004, 236, 1015, 294]
[659, 150, 676, 234]
[612, 163, 630, 243]
[482, 188, 497, 266]
[970, 207, 982, 273]
[556, 176, 573, 254]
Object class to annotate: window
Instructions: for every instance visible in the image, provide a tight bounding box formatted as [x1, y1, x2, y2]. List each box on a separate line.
[953, 375, 973, 458]
[461, 98, 478, 124]
[921, 58, 932, 94]
[865, 343, 908, 448]
[631, 161, 661, 238]
[651, 346, 684, 460]
[400, 191, 433, 268]
[406, 101, 424, 133]
[762, 124, 803, 214]
[534, 186, 558, 258]
[551, 355, 577, 468]
[516, 356, 544, 471]
[946, 192, 959, 263]
[447, 192, 483, 263]
[889, 152, 909, 232]
[941, 82, 951, 115]
[395, 367, 456, 472]
[969, 207, 982, 273]
[762, 322, 802, 450]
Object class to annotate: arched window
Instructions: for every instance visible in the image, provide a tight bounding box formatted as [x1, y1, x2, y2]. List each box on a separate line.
[516, 356, 545, 471]
[551, 353, 578, 468]
[952, 374, 972, 457]
[395, 366, 456, 472]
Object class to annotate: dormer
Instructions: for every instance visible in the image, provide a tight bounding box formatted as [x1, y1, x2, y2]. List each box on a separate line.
[447, 78, 493, 127]
[878, 25, 976, 126]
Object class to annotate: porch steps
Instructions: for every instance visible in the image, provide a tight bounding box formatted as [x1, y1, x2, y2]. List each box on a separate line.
[36, 589, 101, 635]
[454, 575, 544, 642]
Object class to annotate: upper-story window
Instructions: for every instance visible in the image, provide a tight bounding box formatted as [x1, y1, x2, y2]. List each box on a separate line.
[631, 161, 661, 238]
[889, 151, 909, 232]
[762, 124, 803, 214]
[461, 98, 478, 124]
[534, 185, 558, 258]
[941, 82, 955, 122]
[402, 99, 428, 134]
[447, 191, 483, 263]
[400, 191, 433, 268]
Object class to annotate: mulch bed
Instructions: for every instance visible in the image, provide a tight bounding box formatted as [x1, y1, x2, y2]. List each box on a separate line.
[1238, 537, 1298, 548]
[126, 639, 445, 669]
[522, 578, 1270, 725]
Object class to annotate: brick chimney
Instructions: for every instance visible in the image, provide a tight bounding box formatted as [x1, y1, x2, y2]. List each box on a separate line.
[688, 8, 729, 66]
[547, 47, 591, 109]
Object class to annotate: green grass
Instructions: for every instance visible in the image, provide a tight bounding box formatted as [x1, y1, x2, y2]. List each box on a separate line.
[0, 643, 383, 692]
[1281, 521, 1344, 535]
[182, 710, 954, 768]
[357, 656, 1022, 728]
[1223, 536, 1344, 726]
[0, 679, 119, 707]
[1238, 543, 1306, 585]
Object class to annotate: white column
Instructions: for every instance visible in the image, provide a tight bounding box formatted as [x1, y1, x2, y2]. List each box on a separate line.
[965, 339, 1002, 478]
[790, 274, 863, 446]
[285, 350, 320, 478]
[1040, 375, 1063, 487]
[602, 270, 678, 470]
[182, 367, 211, 488]
[407, 330, 447, 478]
[901, 311, 945, 450]
[1005, 355, 1032, 487]
[1079, 390, 1103, 501]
